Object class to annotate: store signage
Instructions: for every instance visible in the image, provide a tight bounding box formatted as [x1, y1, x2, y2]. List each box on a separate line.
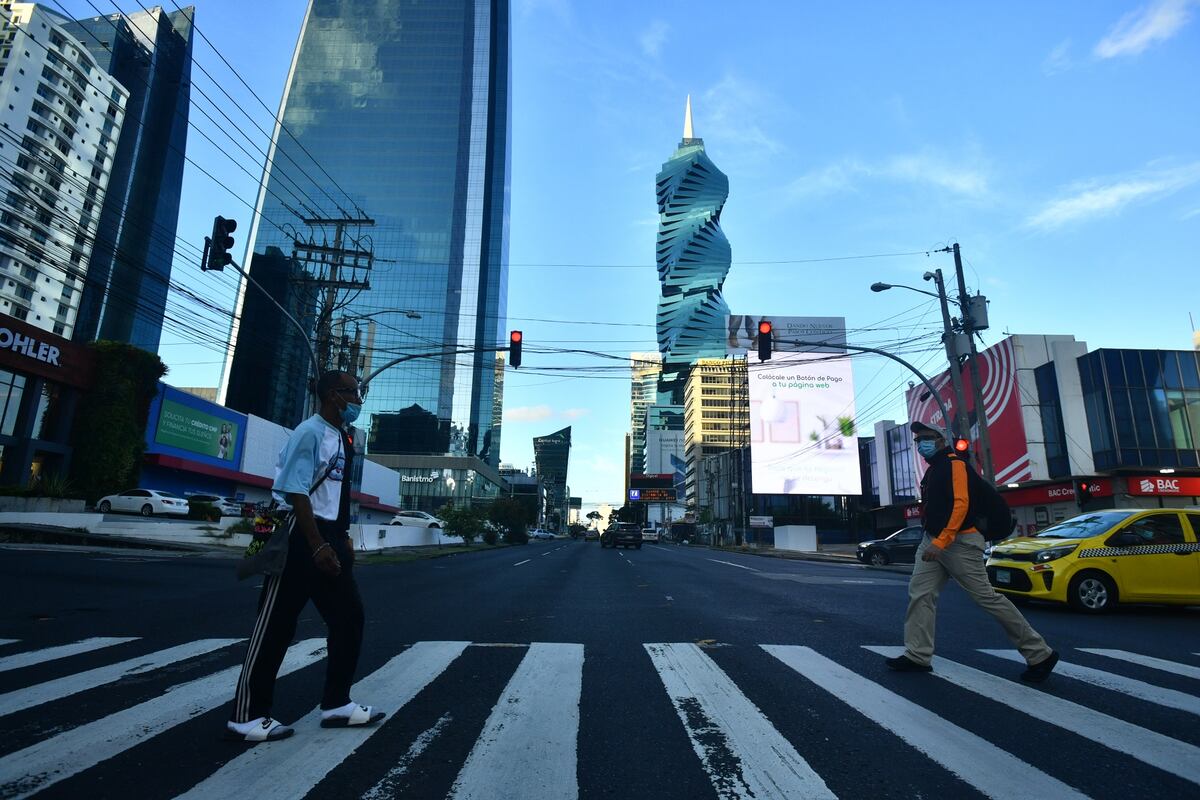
[1000, 480, 1113, 507]
[1127, 476, 1200, 496]
[401, 475, 438, 483]
[749, 515, 774, 528]
[0, 313, 94, 388]
[903, 505, 922, 520]
[155, 396, 240, 462]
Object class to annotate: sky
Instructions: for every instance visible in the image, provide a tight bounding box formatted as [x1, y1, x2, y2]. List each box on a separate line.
[58, 0, 1200, 511]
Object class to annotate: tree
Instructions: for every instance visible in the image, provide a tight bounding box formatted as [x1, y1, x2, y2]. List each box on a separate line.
[489, 496, 530, 544]
[437, 503, 485, 545]
[586, 510, 602, 527]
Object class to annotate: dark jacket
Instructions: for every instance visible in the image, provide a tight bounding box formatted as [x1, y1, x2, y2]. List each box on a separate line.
[919, 448, 979, 550]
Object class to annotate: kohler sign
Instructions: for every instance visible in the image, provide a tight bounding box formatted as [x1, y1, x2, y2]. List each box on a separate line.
[0, 328, 61, 366]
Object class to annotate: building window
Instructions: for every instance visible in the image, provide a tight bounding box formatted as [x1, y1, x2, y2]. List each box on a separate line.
[0, 369, 26, 437]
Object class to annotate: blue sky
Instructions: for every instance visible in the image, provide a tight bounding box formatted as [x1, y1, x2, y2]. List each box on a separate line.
[63, 1, 1200, 510]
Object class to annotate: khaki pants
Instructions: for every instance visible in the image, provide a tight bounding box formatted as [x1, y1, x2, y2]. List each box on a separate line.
[903, 533, 1052, 667]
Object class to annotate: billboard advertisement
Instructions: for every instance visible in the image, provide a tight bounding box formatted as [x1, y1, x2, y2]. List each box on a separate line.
[645, 429, 686, 501]
[727, 315, 847, 355]
[147, 384, 246, 468]
[749, 352, 861, 495]
[904, 336, 1031, 485]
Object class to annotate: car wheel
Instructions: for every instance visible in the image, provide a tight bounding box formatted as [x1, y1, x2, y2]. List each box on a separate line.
[99, 500, 112, 513]
[1068, 571, 1117, 613]
[141, 504, 153, 517]
[868, 549, 889, 567]
[429, 523, 440, 529]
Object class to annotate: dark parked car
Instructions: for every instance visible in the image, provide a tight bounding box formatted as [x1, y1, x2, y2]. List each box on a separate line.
[857, 526, 925, 566]
[601, 522, 643, 549]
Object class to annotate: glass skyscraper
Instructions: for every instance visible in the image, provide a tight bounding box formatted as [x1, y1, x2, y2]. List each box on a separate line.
[225, 0, 511, 473]
[64, 6, 193, 351]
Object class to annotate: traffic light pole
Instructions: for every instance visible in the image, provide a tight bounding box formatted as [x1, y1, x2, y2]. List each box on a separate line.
[225, 258, 320, 379]
[927, 269, 971, 441]
[947, 243, 995, 481]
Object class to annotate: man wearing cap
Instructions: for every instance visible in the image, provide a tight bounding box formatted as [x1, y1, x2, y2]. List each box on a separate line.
[885, 421, 1059, 682]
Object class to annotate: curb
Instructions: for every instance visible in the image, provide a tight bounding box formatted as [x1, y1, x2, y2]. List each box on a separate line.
[708, 544, 914, 574]
[0, 524, 229, 555]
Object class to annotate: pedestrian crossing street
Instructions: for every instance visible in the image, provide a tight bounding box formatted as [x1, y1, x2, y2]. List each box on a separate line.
[0, 636, 1196, 799]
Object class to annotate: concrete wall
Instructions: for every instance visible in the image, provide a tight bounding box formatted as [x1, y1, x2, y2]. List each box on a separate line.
[242, 414, 293, 480]
[774, 525, 817, 551]
[362, 459, 400, 507]
[352, 523, 458, 549]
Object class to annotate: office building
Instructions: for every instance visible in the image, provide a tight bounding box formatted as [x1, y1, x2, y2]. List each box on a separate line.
[683, 357, 747, 508]
[223, 0, 512, 503]
[628, 351, 660, 474]
[654, 96, 730, 404]
[533, 426, 571, 532]
[63, 5, 193, 351]
[0, 2, 128, 338]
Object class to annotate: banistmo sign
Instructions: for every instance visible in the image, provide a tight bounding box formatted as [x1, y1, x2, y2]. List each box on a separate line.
[0, 327, 61, 366]
[400, 475, 437, 483]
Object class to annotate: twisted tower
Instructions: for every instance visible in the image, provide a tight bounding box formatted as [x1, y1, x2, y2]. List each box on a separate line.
[655, 96, 731, 403]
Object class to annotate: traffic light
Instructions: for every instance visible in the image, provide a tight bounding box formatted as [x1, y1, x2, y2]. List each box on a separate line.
[953, 437, 970, 453]
[1075, 480, 1093, 505]
[509, 330, 522, 368]
[757, 320, 773, 361]
[203, 216, 237, 271]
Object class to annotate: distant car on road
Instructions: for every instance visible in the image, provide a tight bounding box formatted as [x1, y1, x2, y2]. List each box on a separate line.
[97, 489, 189, 517]
[186, 494, 242, 516]
[530, 529, 556, 540]
[389, 510, 445, 528]
[584, 528, 600, 541]
[856, 526, 925, 566]
[641, 527, 659, 543]
[602, 522, 642, 549]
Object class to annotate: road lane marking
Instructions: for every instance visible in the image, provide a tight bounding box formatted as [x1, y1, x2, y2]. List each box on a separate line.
[765, 645, 1084, 799]
[0, 640, 17, 647]
[541, 551, 553, 556]
[1078, 649, 1200, 681]
[362, 713, 453, 800]
[706, 559, 760, 572]
[177, 642, 470, 800]
[0, 639, 326, 800]
[865, 646, 1200, 786]
[981, 649, 1200, 717]
[0, 638, 244, 718]
[0, 637, 140, 674]
[645, 642, 835, 800]
[513, 559, 531, 566]
[665, 595, 674, 602]
[449, 642, 584, 800]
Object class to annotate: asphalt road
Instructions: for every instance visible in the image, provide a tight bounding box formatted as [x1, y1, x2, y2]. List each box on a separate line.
[0, 539, 1196, 799]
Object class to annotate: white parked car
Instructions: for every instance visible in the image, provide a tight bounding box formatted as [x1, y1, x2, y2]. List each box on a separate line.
[389, 510, 446, 528]
[530, 529, 556, 540]
[186, 494, 243, 516]
[641, 528, 659, 543]
[97, 489, 190, 517]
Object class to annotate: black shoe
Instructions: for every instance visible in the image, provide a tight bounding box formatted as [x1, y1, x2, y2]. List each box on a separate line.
[1020, 651, 1060, 683]
[885, 654, 932, 672]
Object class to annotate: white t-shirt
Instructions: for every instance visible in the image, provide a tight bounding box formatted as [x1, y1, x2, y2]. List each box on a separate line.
[272, 415, 346, 521]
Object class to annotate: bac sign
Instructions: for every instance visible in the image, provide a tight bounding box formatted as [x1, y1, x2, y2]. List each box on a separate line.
[1127, 476, 1200, 497]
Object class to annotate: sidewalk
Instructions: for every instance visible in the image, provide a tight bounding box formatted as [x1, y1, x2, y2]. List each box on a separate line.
[711, 542, 914, 574]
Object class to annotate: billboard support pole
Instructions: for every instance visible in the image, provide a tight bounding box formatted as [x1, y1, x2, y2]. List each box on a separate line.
[776, 339, 952, 435]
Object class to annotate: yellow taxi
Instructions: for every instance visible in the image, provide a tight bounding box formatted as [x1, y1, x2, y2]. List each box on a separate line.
[985, 508, 1200, 613]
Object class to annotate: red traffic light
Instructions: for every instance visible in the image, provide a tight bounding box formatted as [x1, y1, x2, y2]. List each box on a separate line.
[758, 320, 772, 335]
[509, 330, 522, 343]
[954, 438, 970, 452]
[508, 330, 523, 368]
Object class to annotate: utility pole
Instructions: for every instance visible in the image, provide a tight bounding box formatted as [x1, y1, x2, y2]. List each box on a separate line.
[927, 268, 970, 442]
[941, 243, 995, 482]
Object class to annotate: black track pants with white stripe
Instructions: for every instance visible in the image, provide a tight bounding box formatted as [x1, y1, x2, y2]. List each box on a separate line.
[230, 526, 364, 722]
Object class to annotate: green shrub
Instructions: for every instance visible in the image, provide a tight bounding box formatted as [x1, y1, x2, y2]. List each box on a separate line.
[226, 517, 255, 535]
[482, 527, 499, 546]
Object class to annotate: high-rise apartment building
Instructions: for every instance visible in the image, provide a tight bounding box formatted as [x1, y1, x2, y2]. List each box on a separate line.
[628, 351, 660, 474]
[683, 357, 748, 508]
[0, 2, 128, 337]
[63, 5, 193, 351]
[654, 97, 730, 405]
[224, 0, 511, 503]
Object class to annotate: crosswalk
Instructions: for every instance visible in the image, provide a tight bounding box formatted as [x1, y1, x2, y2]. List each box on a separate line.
[0, 635, 1196, 799]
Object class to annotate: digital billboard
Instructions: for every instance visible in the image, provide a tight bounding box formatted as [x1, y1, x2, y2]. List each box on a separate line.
[645, 429, 686, 500]
[155, 393, 241, 462]
[749, 352, 861, 495]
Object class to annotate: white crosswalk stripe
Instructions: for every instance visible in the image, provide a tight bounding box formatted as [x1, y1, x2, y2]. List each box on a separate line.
[980, 649, 1200, 716]
[449, 642, 585, 800]
[646, 642, 836, 800]
[766, 645, 1087, 800]
[0, 636, 1193, 798]
[0, 639, 18, 647]
[865, 646, 1200, 786]
[0, 638, 327, 800]
[177, 641, 470, 800]
[0, 638, 244, 718]
[0, 636, 139, 673]
[1077, 648, 1200, 681]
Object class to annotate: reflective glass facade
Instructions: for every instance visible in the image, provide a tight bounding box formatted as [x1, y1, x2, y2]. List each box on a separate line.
[226, 0, 510, 466]
[533, 426, 570, 531]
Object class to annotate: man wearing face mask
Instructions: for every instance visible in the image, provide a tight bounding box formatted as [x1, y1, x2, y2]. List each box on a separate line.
[884, 421, 1059, 683]
[225, 370, 384, 743]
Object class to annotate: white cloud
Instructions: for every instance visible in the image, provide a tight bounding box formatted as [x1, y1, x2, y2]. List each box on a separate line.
[1026, 162, 1200, 230]
[505, 405, 554, 423]
[639, 20, 669, 58]
[561, 408, 591, 420]
[786, 151, 990, 200]
[1094, 0, 1196, 58]
[1043, 39, 1073, 74]
[698, 74, 783, 160]
[1183, 206, 1200, 219]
